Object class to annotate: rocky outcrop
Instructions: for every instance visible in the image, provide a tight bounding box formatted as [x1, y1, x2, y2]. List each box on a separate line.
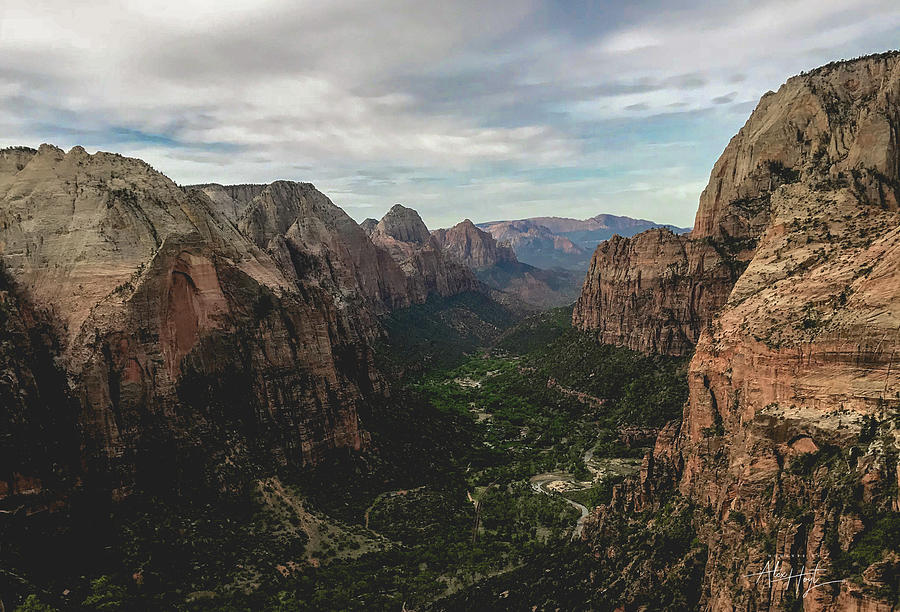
[432, 219, 582, 308]
[573, 230, 734, 355]
[574, 51, 900, 355]
[372, 204, 432, 245]
[234, 181, 413, 314]
[581, 52, 900, 611]
[193, 183, 267, 222]
[360, 218, 378, 236]
[370, 205, 480, 301]
[0, 146, 37, 175]
[0, 146, 391, 502]
[431, 219, 517, 270]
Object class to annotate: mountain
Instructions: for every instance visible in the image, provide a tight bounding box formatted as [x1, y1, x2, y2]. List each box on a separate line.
[0, 149, 502, 509]
[478, 214, 690, 271]
[572, 51, 900, 609]
[4, 51, 900, 612]
[431, 219, 517, 270]
[432, 219, 582, 308]
[368, 204, 480, 300]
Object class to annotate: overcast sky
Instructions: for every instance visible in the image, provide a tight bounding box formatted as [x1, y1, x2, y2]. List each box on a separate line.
[1, 1, 899, 228]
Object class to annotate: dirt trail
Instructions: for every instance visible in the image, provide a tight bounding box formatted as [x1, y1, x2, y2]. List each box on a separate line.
[256, 477, 384, 567]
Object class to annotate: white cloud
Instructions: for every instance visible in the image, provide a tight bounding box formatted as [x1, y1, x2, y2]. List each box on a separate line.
[0, 0, 898, 227]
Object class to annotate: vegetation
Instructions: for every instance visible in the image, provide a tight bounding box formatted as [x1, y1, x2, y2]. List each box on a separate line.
[494, 305, 573, 354]
[779, 422, 900, 602]
[6, 305, 695, 611]
[437, 496, 707, 611]
[376, 291, 520, 374]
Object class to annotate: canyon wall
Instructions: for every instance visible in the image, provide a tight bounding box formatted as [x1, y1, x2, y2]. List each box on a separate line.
[433, 219, 581, 308]
[0, 147, 481, 504]
[431, 219, 518, 271]
[581, 52, 900, 611]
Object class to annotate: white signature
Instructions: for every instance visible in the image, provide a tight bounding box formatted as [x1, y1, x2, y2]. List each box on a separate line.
[745, 559, 844, 598]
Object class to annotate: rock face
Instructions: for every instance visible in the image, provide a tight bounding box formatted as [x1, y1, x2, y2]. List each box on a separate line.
[369, 204, 480, 300]
[235, 181, 415, 313]
[373, 204, 432, 245]
[433, 219, 582, 308]
[573, 51, 900, 355]
[431, 219, 517, 270]
[193, 183, 267, 222]
[479, 215, 689, 271]
[478, 219, 591, 270]
[0, 262, 80, 503]
[360, 218, 378, 236]
[0, 147, 480, 504]
[573, 230, 734, 355]
[581, 52, 900, 611]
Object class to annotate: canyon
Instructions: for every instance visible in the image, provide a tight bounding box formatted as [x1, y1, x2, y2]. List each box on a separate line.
[479, 214, 689, 271]
[431, 219, 583, 308]
[0, 150, 501, 507]
[1, 52, 898, 612]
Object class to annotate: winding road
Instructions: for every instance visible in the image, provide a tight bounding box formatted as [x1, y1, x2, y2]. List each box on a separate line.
[529, 472, 590, 538]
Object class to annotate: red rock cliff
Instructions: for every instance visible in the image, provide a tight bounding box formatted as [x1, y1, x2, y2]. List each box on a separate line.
[582, 52, 900, 611]
[431, 219, 517, 270]
[0, 146, 391, 501]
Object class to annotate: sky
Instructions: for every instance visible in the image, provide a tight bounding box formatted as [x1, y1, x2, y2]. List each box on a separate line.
[1, 1, 899, 229]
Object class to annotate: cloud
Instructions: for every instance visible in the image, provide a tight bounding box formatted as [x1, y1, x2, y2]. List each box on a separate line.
[712, 92, 737, 104]
[0, 0, 898, 228]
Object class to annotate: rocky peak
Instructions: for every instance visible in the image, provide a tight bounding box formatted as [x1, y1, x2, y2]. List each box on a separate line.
[0, 143, 254, 344]
[432, 219, 517, 270]
[577, 52, 900, 611]
[693, 50, 900, 243]
[233, 180, 334, 249]
[0, 146, 37, 176]
[575, 51, 900, 355]
[360, 218, 378, 236]
[191, 183, 267, 222]
[373, 204, 432, 245]
[367, 204, 480, 301]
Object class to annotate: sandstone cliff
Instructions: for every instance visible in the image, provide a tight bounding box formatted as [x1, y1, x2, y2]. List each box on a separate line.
[573, 50, 900, 356]
[193, 182, 266, 222]
[0, 149, 498, 504]
[573, 229, 734, 355]
[431, 219, 517, 270]
[581, 52, 900, 611]
[433, 219, 582, 308]
[0, 146, 393, 503]
[369, 204, 480, 300]
[233, 181, 414, 313]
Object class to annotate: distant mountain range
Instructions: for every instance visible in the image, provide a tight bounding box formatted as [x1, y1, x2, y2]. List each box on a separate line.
[431, 219, 583, 308]
[478, 215, 691, 270]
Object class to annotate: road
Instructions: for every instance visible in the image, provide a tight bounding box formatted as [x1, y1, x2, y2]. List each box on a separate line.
[529, 472, 590, 538]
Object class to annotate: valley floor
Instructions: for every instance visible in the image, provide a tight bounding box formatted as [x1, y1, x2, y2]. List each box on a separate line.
[8, 307, 691, 611]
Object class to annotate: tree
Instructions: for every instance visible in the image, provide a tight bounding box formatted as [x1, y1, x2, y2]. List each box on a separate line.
[14, 595, 58, 612]
[82, 576, 128, 611]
